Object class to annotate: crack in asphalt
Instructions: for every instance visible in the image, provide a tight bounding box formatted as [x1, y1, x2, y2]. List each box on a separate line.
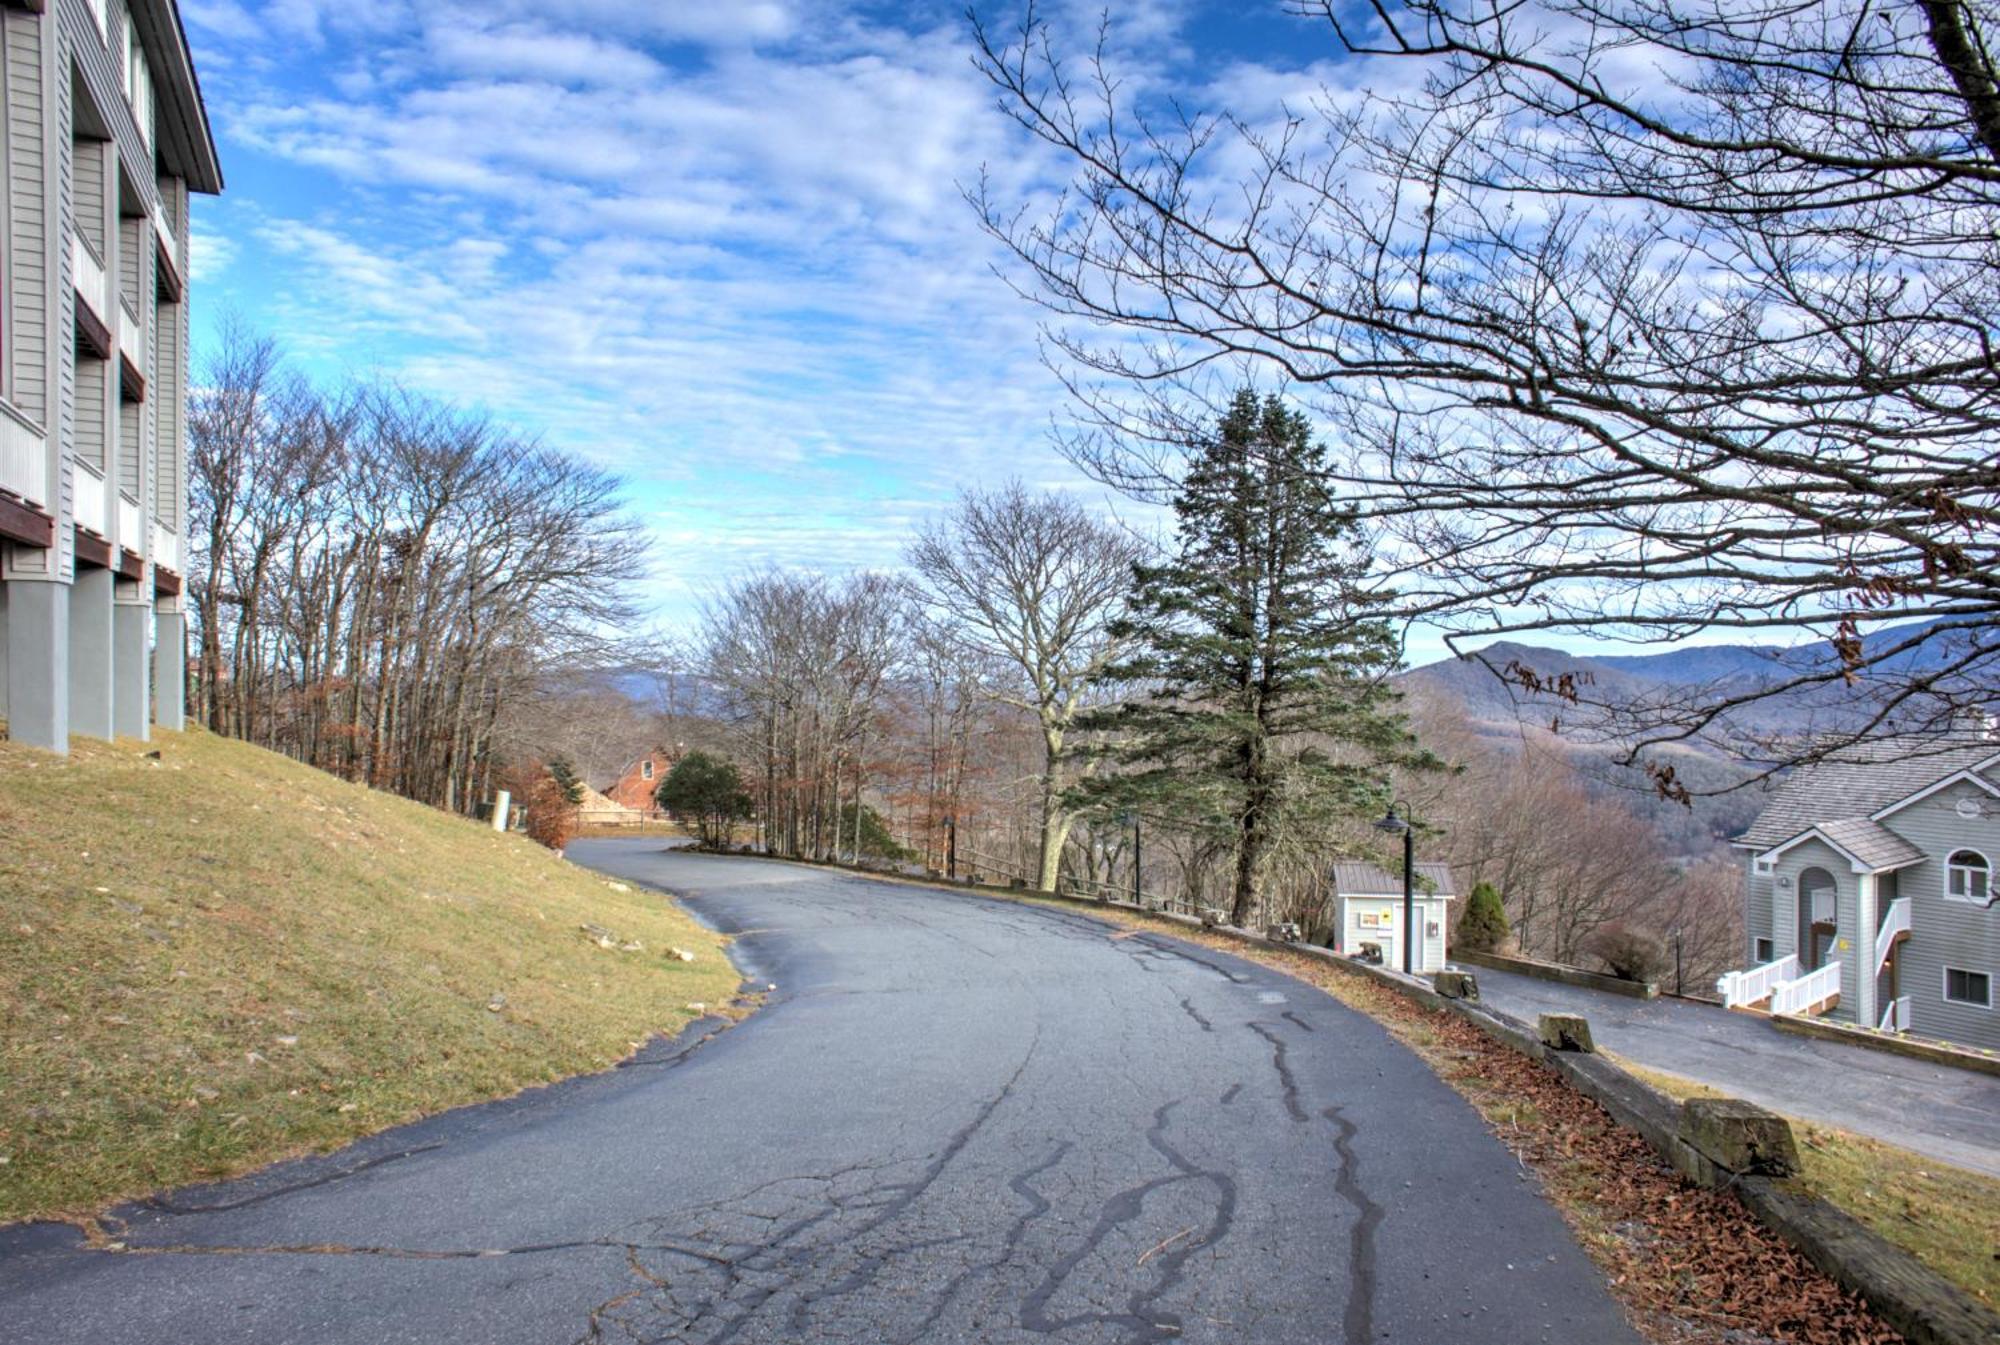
[1176, 995, 1215, 1033]
[1320, 1106, 1382, 1345]
[576, 1019, 1050, 1344]
[1245, 1023, 1307, 1124]
[894, 1141, 1072, 1345]
[124, 1143, 447, 1216]
[1017, 1101, 1237, 1343]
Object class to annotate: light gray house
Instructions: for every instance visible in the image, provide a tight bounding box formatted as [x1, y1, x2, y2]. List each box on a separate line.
[1722, 731, 2000, 1050]
[0, 0, 219, 754]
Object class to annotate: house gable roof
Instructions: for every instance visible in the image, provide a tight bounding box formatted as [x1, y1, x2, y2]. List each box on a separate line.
[1868, 764, 2000, 822]
[1760, 818, 1927, 874]
[1736, 739, 1999, 850]
[1330, 861, 1456, 898]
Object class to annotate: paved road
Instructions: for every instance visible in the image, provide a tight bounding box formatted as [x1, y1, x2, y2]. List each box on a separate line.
[1468, 967, 2000, 1176]
[1, 845, 1639, 1344]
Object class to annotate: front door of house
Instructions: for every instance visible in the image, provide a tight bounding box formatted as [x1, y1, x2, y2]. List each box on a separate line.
[1799, 868, 1837, 971]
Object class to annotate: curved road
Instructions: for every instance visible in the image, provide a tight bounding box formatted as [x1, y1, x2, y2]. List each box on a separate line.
[0, 844, 1639, 1344]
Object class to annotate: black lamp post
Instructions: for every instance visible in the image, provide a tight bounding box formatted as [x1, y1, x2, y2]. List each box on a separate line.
[946, 815, 957, 880]
[1114, 810, 1143, 904]
[1374, 801, 1417, 975]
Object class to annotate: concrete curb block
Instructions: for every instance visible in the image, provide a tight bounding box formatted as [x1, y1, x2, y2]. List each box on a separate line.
[1453, 947, 1660, 999]
[1770, 1013, 2000, 1079]
[699, 850, 2000, 1345]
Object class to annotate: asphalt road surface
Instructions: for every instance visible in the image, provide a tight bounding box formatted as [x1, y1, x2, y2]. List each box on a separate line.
[1467, 965, 2000, 1177]
[0, 844, 1641, 1344]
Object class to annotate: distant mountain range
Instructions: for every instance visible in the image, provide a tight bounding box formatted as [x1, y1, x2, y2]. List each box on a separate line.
[1398, 621, 1986, 856]
[1401, 619, 1972, 745]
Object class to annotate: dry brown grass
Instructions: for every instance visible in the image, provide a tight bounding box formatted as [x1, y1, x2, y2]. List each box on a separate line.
[0, 729, 737, 1224]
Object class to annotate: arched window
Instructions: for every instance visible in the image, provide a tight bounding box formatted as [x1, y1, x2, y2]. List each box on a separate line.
[642, 759, 654, 781]
[1947, 850, 1991, 904]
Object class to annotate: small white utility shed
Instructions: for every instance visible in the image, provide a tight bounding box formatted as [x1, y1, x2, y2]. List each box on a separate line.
[1328, 861, 1457, 974]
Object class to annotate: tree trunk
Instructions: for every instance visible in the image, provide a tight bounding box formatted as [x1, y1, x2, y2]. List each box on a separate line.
[1035, 726, 1068, 891]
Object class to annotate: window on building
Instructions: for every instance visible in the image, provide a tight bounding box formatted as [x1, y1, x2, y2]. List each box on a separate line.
[1753, 937, 1774, 964]
[1943, 967, 1992, 1008]
[641, 760, 654, 781]
[1946, 850, 1991, 904]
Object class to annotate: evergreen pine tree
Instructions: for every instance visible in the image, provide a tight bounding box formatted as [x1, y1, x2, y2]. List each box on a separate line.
[1075, 389, 1436, 926]
[1456, 881, 1510, 953]
[547, 758, 586, 807]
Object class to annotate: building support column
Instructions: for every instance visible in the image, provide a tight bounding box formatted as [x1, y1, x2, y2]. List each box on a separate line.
[153, 601, 185, 732]
[113, 580, 149, 741]
[5, 579, 70, 753]
[68, 566, 115, 741]
[1854, 871, 1877, 1030]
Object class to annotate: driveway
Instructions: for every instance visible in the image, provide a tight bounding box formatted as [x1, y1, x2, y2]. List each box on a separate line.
[0, 844, 1639, 1345]
[1466, 966, 2000, 1176]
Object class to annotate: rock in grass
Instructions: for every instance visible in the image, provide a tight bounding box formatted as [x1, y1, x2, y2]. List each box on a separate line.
[486, 993, 507, 1013]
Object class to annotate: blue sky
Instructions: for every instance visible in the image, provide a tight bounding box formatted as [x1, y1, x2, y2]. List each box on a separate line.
[176, 0, 1728, 668]
[181, 0, 1306, 628]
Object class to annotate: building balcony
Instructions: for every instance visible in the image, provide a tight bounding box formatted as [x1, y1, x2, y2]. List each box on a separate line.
[0, 399, 47, 509]
[74, 458, 108, 537]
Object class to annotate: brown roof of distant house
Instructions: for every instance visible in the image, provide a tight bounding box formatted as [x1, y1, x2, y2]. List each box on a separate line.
[1329, 861, 1456, 897]
[1736, 739, 2000, 849]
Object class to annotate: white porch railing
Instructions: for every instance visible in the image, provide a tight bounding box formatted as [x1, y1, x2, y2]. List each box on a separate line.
[151, 522, 180, 572]
[1771, 961, 1842, 1017]
[1879, 996, 1911, 1033]
[154, 205, 180, 278]
[117, 493, 141, 550]
[1717, 954, 1799, 1008]
[117, 299, 143, 370]
[0, 398, 45, 507]
[1875, 897, 1910, 976]
[73, 459, 108, 536]
[71, 235, 112, 325]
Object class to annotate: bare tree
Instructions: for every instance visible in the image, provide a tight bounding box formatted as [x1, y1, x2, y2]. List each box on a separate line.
[907, 482, 1144, 890]
[187, 327, 645, 814]
[971, 0, 2000, 790]
[700, 571, 907, 860]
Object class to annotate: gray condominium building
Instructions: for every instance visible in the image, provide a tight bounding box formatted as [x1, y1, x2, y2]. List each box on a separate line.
[0, 0, 219, 754]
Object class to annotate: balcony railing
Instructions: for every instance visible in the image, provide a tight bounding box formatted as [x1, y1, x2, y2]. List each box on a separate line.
[151, 522, 180, 572]
[1717, 954, 1800, 1008]
[1879, 996, 1911, 1033]
[1875, 897, 1910, 976]
[71, 235, 112, 325]
[73, 459, 108, 537]
[0, 399, 44, 508]
[1770, 961, 1842, 1017]
[117, 492, 141, 550]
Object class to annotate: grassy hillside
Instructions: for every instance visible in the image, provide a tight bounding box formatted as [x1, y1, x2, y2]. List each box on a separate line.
[0, 729, 737, 1224]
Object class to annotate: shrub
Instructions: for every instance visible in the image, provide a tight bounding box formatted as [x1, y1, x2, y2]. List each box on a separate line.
[1588, 924, 1669, 984]
[836, 801, 913, 863]
[657, 752, 753, 848]
[1456, 881, 1509, 953]
[506, 765, 578, 853]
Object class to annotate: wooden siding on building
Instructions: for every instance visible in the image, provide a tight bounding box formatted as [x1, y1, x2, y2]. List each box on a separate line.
[6, 11, 49, 430]
[1880, 780, 2000, 1050]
